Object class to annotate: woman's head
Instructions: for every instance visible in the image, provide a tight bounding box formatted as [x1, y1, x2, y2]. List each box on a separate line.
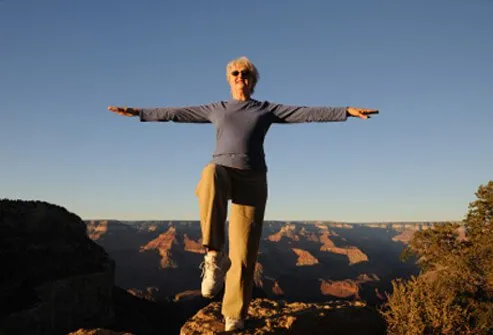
[226, 56, 260, 96]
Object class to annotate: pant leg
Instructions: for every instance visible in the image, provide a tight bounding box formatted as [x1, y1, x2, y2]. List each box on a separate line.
[221, 169, 267, 318]
[195, 163, 231, 251]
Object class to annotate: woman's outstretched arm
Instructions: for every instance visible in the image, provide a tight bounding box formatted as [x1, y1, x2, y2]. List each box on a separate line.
[107, 104, 216, 123]
[267, 102, 378, 123]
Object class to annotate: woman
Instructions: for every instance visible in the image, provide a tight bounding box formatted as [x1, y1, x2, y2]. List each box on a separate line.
[108, 56, 378, 331]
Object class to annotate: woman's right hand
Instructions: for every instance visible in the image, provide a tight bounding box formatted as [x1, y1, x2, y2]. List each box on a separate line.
[107, 106, 140, 117]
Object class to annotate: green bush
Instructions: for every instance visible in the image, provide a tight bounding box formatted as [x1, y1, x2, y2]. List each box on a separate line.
[381, 181, 493, 335]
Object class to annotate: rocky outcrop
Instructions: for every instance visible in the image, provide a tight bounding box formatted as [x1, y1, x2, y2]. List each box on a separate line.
[254, 263, 285, 297]
[299, 227, 319, 242]
[320, 279, 360, 299]
[344, 247, 369, 265]
[180, 298, 384, 334]
[86, 220, 143, 251]
[143, 224, 158, 232]
[69, 329, 133, 335]
[291, 248, 319, 266]
[271, 280, 284, 296]
[0, 200, 115, 335]
[330, 223, 353, 229]
[391, 228, 417, 244]
[319, 231, 337, 250]
[267, 224, 300, 242]
[319, 232, 368, 265]
[320, 274, 380, 299]
[140, 226, 179, 268]
[126, 287, 160, 301]
[254, 262, 265, 287]
[183, 234, 205, 254]
[357, 273, 380, 283]
[87, 219, 111, 240]
[174, 290, 202, 302]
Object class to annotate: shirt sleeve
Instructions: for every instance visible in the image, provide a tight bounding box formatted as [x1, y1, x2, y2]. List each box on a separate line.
[139, 103, 216, 123]
[267, 102, 348, 123]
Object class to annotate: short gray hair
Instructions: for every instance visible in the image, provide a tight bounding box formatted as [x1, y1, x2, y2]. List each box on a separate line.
[226, 56, 260, 94]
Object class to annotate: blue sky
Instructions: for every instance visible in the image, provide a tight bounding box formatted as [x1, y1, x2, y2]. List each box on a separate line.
[1, 0, 492, 222]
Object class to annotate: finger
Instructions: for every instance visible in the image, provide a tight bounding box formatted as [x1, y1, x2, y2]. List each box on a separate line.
[109, 106, 126, 113]
[361, 109, 379, 114]
[117, 112, 132, 117]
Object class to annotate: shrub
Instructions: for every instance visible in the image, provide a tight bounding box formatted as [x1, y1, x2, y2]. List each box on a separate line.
[381, 181, 493, 335]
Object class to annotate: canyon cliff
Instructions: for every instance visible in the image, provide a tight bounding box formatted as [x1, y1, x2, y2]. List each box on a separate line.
[0, 200, 115, 334]
[1, 200, 182, 335]
[86, 219, 421, 304]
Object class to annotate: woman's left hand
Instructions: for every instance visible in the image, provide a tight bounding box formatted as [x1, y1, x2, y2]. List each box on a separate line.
[347, 107, 379, 119]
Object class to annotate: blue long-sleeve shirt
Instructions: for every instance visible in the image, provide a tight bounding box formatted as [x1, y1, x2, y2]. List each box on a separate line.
[140, 99, 347, 171]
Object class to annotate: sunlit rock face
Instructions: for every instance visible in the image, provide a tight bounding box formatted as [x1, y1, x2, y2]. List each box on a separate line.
[291, 248, 319, 266]
[183, 234, 205, 254]
[140, 226, 180, 268]
[391, 228, 417, 244]
[266, 223, 301, 242]
[319, 231, 368, 265]
[320, 279, 360, 299]
[0, 200, 115, 335]
[180, 298, 385, 335]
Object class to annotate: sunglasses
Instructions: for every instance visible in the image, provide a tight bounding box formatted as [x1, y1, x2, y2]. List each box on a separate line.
[231, 70, 250, 79]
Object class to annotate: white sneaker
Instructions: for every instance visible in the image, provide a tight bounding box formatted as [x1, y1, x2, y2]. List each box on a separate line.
[225, 317, 245, 332]
[200, 252, 230, 298]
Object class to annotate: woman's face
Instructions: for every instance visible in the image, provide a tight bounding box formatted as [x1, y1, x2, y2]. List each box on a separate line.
[228, 64, 252, 94]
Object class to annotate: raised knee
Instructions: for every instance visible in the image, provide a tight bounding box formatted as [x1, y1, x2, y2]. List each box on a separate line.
[197, 164, 230, 196]
[203, 164, 228, 182]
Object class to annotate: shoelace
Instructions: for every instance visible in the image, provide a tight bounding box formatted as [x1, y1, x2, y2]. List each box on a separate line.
[199, 259, 221, 278]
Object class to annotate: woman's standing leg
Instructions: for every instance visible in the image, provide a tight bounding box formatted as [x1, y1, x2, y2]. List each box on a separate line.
[221, 169, 268, 319]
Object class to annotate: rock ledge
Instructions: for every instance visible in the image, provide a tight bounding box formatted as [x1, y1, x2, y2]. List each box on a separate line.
[180, 298, 384, 335]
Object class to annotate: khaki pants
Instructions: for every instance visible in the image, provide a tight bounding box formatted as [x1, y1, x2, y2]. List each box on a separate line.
[195, 163, 268, 318]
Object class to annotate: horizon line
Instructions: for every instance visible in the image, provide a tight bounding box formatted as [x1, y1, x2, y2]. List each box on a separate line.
[83, 218, 463, 224]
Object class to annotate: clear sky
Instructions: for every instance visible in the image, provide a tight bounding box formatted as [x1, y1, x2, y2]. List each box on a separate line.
[1, 0, 492, 222]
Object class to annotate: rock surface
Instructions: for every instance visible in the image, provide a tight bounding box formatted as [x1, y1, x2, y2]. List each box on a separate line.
[180, 298, 385, 335]
[391, 228, 417, 244]
[320, 280, 360, 299]
[319, 232, 368, 265]
[183, 234, 206, 254]
[0, 200, 115, 335]
[69, 329, 134, 335]
[267, 224, 300, 242]
[291, 248, 319, 266]
[254, 263, 285, 297]
[126, 286, 160, 301]
[141, 226, 179, 268]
